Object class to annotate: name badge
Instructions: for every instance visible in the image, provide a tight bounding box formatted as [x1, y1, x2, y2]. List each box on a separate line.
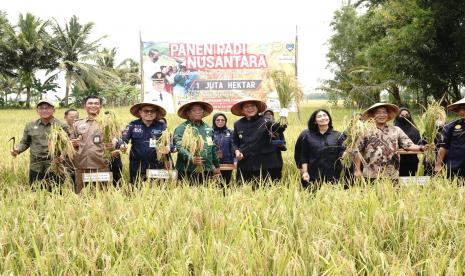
[206, 136, 214, 146]
[82, 172, 113, 183]
[146, 169, 178, 180]
[149, 138, 157, 148]
[399, 176, 430, 186]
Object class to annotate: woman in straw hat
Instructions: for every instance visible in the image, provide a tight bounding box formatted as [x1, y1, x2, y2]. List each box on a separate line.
[173, 101, 221, 184]
[122, 101, 169, 184]
[231, 98, 287, 185]
[435, 98, 465, 178]
[354, 103, 426, 180]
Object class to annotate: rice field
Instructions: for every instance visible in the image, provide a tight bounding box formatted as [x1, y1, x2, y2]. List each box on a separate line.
[0, 101, 464, 274]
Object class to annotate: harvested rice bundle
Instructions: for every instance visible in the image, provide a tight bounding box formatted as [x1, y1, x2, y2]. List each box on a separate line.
[181, 125, 204, 173]
[156, 130, 172, 162]
[47, 124, 75, 175]
[96, 110, 121, 160]
[421, 101, 446, 163]
[267, 69, 303, 125]
[340, 114, 377, 170]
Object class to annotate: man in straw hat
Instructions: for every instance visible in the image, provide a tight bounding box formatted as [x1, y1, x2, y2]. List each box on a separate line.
[122, 101, 169, 184]
[435, 98, 465, 178]
[354, 102, 426, 180]
[173, 101, 220, 184]
[231, 98, 287, 185]
[11, 99, 68, 187]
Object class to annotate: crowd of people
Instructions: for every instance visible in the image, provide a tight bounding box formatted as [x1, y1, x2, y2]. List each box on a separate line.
[10, 96, 465, 193]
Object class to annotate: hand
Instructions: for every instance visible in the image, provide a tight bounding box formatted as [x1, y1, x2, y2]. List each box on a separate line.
[434, 164, 442, 173]
[111, 150, 121, 157]
[120, 144, 128, 153]
[10, 149, 18, 157]
[193, 156, 203, 166]
[105, 143, 114, 150]
[71, 138, 80, 148]
[301, 172, 310, 182]
[354, 169, 362, 177]
[235, 150, 243, 161]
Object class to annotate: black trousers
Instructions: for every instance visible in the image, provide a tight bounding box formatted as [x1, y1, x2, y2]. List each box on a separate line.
[236, 168, 282, 185]
[178, 170, 213, 185]
[220, 170, 233, 185]
[29, 169, 62, 191]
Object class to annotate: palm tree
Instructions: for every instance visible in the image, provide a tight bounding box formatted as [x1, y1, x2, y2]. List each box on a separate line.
[52, 15, 116, 106]
[0, 11, 16, 78]
[5, 13, 58, 108]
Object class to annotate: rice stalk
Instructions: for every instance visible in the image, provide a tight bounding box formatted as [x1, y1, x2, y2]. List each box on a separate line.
[181, 124, 204, 172]
[47, 124, 75, 176]
[96, 110, 122, 161]
[420, 101, 446, 163]
[156, 130, 172, 162]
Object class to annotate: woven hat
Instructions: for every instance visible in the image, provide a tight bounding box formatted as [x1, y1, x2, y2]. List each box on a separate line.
[447, 98, 465, 113]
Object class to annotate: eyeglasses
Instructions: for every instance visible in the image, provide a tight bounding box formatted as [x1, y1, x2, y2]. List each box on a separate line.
[142, 109, 156, 114]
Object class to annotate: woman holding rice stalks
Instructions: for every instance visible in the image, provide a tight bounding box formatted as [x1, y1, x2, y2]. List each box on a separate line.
[394, 108, 422, 176]
[354, 103, 427, 181]
[231, 97, 287, 185]
[212, 112, 237, 185]
[300, 109, 345, 190]
[122, 101, 169, 184]
[435, 98, 465, 178]
[173, 101, 220, 184]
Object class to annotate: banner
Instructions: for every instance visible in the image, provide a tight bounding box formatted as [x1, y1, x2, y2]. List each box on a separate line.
[141, 41, 296, 113]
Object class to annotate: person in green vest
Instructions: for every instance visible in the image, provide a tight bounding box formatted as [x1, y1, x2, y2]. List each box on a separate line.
[173, 101, 220, 184]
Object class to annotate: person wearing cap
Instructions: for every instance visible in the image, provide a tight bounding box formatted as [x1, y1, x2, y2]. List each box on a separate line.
[212, 113, 237, 185]
[11, 99, 68, 186]
[145, 72, 175, 114]
[70, 95, 115, 193]
[173, 101, 220, 184]
[263, 109, 287, 180]
[354, 103, 426, 180]
[435, 98, 465, 178]
[231, 98, 287, 185]
[122, 101, 169, 184]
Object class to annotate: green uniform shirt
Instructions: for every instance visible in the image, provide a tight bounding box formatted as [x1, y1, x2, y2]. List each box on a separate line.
[16, 118, 68, 173]
[174, 120, 220, 173]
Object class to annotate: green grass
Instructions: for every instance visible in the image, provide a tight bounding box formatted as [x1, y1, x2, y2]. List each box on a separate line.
[0, 101, 464, 274]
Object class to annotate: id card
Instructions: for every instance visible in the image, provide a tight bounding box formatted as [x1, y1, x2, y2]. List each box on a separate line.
[206, 136, 214, 146]
[149, 138, 156, 148]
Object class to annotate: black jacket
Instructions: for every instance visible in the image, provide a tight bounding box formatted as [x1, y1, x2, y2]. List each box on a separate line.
[301, 129, 345, 182]
[233, 115, 286, 171]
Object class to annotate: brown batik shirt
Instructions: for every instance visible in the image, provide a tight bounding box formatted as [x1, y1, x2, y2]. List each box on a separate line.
[358, 125, 414, 178]
[72, 117, 107, 170]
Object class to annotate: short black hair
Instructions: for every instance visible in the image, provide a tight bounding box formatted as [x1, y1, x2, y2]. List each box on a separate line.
[83, 95, 102, 106]
[307, 109, 333, 133]
[64, 108, 78, 117]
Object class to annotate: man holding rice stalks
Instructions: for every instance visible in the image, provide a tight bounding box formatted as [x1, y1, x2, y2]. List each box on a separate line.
[231, 98, 287, 185]
[70, 96, 116, 193]
[435, 98, 465, 178]
[122, 101, 170, 184]
[173, 101, 221, 184]
[354, 103, 426, 180]
[11, 100, 68, 187]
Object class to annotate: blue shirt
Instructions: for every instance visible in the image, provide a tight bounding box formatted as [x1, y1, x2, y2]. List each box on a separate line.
[122, 119, 166, 167]
[441, 119, 465, 170]
[213, 128, 236, 164]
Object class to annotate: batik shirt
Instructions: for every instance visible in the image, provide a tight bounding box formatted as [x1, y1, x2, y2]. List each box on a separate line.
[358, 125, 413, 178]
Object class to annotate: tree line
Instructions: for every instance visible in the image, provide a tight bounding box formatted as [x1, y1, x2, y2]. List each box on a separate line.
[0, 12, 140, 108]
[323, 0, 465, 108]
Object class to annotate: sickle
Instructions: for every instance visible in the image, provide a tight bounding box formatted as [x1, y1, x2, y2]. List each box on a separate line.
[8, 137, 15, 151]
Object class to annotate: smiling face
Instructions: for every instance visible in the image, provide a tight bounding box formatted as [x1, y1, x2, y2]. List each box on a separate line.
[458, 105, 465, 119]
[373, 107, 389, 125]
[314, 111, 330, 127]
[36, 103, 55, 120]
[242, 102, 258, 118]
[138, 105, 158, 122]
[214, 115, 226, 128]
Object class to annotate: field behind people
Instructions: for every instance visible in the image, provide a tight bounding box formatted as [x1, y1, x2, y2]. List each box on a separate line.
[0, 101, 464, 274]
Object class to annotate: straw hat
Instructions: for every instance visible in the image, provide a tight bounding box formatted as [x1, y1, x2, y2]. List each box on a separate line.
[361, 103, 399, 121]
[447, 98, 465, 113]
[230, 97, 267, 116]
[129, 101, 166, 120]
[177, 101, 213, 119]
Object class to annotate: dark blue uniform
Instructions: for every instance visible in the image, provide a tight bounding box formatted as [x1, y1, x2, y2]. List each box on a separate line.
[122, 119, 167, 183]
[213, 127, 236, 184]
[441, 119, 465, 177]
